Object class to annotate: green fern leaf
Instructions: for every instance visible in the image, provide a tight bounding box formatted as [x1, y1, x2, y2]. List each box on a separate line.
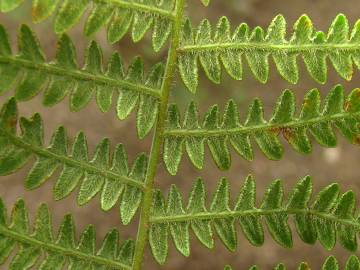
[286, 176, 316, 245]
[178, 19, 198, 94]
[235, 175, 263, 246]
[261, 180, 292, 248]
[312, 183, 339, 250]
[186, 178, 214, 249]
[163, 85, 360, 174]
[149, 175, 360, 263]
[54, 0, 88, 35]
[148, 190, 168, 265]
[225, 255, 360, 269]
[166, 185, 190, 257]
[334, 191, 357, 251]
[1, 0, 175, 50]
[84, 2, 113, 37]
[200, 0, 210, 6]
[0, 24, 163, 138]
[0, 98, 146, 225]
[0, 197, 134, 269]
[32, 0, 59, 24]
[163, 104, 183, 175]
[210, 178, 237, 251]
[178, 14, 360, 92]
[0, 0, 23, 12]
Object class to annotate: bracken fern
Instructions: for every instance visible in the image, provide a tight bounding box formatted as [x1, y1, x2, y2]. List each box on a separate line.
[0, 0, 359, 269]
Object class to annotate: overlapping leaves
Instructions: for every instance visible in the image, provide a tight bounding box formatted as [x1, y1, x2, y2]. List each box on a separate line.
[148, 175, 360, 264]
[225, 255, 360, 270]
[0, 98, 146, 225]
[163, 84, 360, 175]
[0, 24, 163, 138]
[178, 14, 360, 92]
[0, 197, 134, 270]
[1, 0, 175, 51]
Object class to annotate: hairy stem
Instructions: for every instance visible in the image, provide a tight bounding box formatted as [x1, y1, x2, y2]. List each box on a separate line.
[164, 112, 360, 137]
[131, 0, 185, 269]
[149, 208, 360, 229]
[0, 56, 161, 99]
[177, 42, 360, 53]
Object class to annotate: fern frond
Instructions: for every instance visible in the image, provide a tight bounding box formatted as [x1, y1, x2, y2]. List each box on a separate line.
[162, 84, 360, 175]
[225, 254, 360, 270]
[148, 175, 359, 264]
[0, 98, 146, 225]
[178, 14, 360, 92]
[1, 0, 175, 50]
[0, 24, 163, 138]
[0, 197, 134, 269]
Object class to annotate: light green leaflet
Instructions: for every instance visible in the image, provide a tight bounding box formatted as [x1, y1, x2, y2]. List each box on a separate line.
[2, 0, 175, 50]
[225, 255, 360, 269]
[178, 14, 360, 92]
[148, 175, 359, 264]
[0, 24, 163, 138]
[0, 197, 134, 270]
[0, 98, 147, 225]
[163, 84, 360, 175]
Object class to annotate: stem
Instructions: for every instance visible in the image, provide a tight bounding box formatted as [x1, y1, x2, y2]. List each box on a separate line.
[149, 208, 360, 230]
[0, 56, 161, 99]
[131, 0, 185, 269]
[164, 112, 360, 137]
[177, 42, 360, 53]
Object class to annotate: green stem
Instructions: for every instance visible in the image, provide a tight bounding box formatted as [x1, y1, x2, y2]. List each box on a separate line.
[0, 56, 161, 99]
[149, 208, 360, 229]
[0, 225, 131, 269]
[164, 112, 360, 137]
[178, 42, 360, 53]
[131, 0, 185, 269]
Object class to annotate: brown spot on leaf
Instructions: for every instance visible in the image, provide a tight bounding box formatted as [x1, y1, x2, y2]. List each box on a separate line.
[269, 127, 280, 135]
[7, 116, 17, 130]
[280, 127, 294, 142]
[31, 4, 44, 22]
[354, 135, 360, 145]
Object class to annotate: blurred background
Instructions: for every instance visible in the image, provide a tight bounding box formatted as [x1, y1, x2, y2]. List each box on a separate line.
[0, 0, 360, 269]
